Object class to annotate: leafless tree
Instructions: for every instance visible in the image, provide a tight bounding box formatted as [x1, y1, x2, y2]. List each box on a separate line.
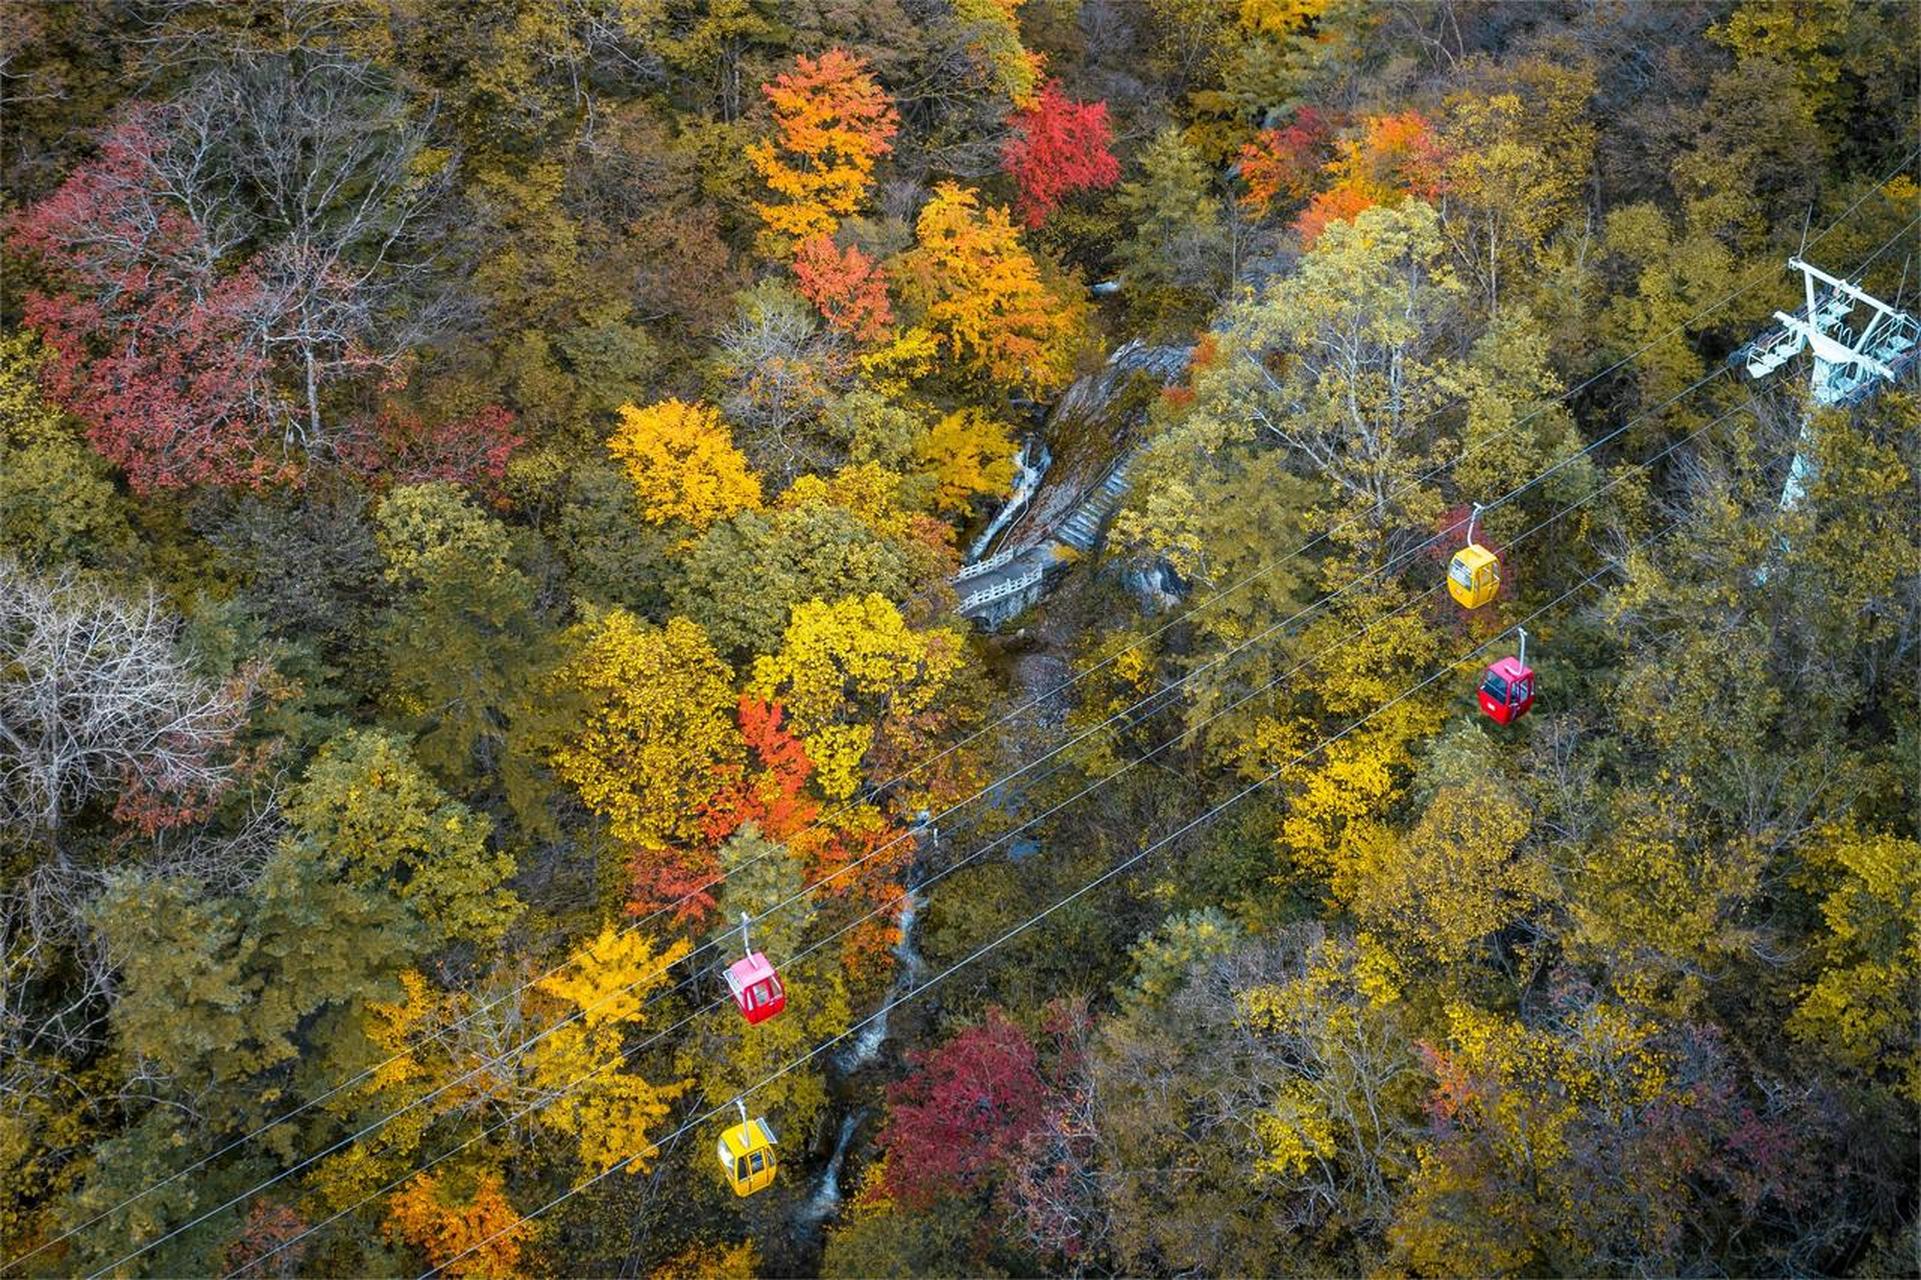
[0, 559, 253, 842]
[157, 54, 463, 448]
[715, 283, 852, 484]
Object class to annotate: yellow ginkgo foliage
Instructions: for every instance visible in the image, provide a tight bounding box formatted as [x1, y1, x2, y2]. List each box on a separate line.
[1262, 604, 1448, 890]
[607, 399, 763, 532]
[917, 408, 1018, 513]
[550, 611, 742, 849]
[749, 593, 963, 797]
[349, 926, 692, 1224]
[528, 924, 693, 1174]
[537, 924, 691, 1028]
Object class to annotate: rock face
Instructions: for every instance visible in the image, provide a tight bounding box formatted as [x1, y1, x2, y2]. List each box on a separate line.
[954, 340, 1191, 625]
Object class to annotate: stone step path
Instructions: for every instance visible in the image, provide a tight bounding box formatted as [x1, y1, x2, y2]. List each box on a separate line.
[954, 456, 1133, 620]
[948, 339, 1189, 625]
[1055, 458, 1131, 554]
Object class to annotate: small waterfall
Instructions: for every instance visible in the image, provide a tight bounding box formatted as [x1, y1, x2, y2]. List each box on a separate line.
[797, 1108, 868, 1229]
[968, 438, 1050, 562]
[837, 880, 926, 1073]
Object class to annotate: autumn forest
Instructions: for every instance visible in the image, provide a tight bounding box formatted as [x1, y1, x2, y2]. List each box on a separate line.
[1, 0, 1918, 1276]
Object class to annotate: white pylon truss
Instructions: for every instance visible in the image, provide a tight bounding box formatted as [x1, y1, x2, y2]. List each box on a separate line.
[1737, 257, 1920, 406]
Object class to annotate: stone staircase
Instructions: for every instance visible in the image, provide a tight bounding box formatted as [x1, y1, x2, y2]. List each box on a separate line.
[1054, 457, 1132, 554]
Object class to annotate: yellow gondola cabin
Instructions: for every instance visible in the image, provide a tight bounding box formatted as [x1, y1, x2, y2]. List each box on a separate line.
[1447, 503, 1501, 609]
[717, 1103, 778, 1197]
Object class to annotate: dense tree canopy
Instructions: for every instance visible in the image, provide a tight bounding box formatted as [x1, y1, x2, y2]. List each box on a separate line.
[1, 1, 1916, 1276]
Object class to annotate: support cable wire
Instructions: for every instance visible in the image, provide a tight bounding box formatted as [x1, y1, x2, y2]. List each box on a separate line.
[230, 403, 1754, 1277]
[420, 508, 1713, 1280]
[36, 156, 1917, 1273]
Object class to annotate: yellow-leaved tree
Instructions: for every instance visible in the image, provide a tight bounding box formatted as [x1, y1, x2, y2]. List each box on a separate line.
[1235, 929, 1419, 1225]
[527, 925, 694, 1173]
[607, 400, 763, 533]
[778, 460, 924, 544]
[952, 0, 1044, 108]
[337, 926, 693, 1244]
[1392, 995, 1730, 1276]
[1340, 776, 1551, 970]
[917, 408, 1019, 513]
[550, 611, 743, 848]
[894, 182, 1086, 395]
[1789, 823, 1921, 1103]
[748, 593, 963, 797]
[1249, 598, 1449, 898]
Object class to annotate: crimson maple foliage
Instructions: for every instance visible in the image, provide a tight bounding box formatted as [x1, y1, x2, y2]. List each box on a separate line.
[792, 235, 895, 343]
[999, 80, 1120, 228]
[881, 1007, 1048, 1206]
[1237, 107, 1334, 215]
[8, 109, 284, 492]
[336, 404, 525, 495]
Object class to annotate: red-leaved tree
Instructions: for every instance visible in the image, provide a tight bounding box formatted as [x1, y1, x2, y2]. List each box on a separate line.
[1000, 80, 1120, 228]
[1238, 107, 1333, 216]
[336, 404, 524, 495]
[881, 1007, 1049, 1206]
[9, 61, 456, 491]
[9, 108, 284, 492]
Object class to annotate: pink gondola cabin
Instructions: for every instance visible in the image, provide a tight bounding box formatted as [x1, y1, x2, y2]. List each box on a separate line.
[725, 914, 787, 1025]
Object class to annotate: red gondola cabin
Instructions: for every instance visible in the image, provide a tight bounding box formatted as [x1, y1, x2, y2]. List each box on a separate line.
[1478, 655, 1535, 725]
[725, 951, 786, 1025]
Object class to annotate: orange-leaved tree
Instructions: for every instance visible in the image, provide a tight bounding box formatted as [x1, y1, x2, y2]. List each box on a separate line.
[894, 182, 1085, 395]
[793, 234, 895, 343]
[1238, 107, 1334, 217]
[693, 695, 915, 980]
[1296, 111, 1449, 247]
[384, 1171, 537, 1279]
[747, 49, 901, 253]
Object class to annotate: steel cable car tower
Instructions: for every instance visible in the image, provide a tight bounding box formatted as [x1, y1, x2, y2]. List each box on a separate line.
[1733, 255, 1920, 508]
